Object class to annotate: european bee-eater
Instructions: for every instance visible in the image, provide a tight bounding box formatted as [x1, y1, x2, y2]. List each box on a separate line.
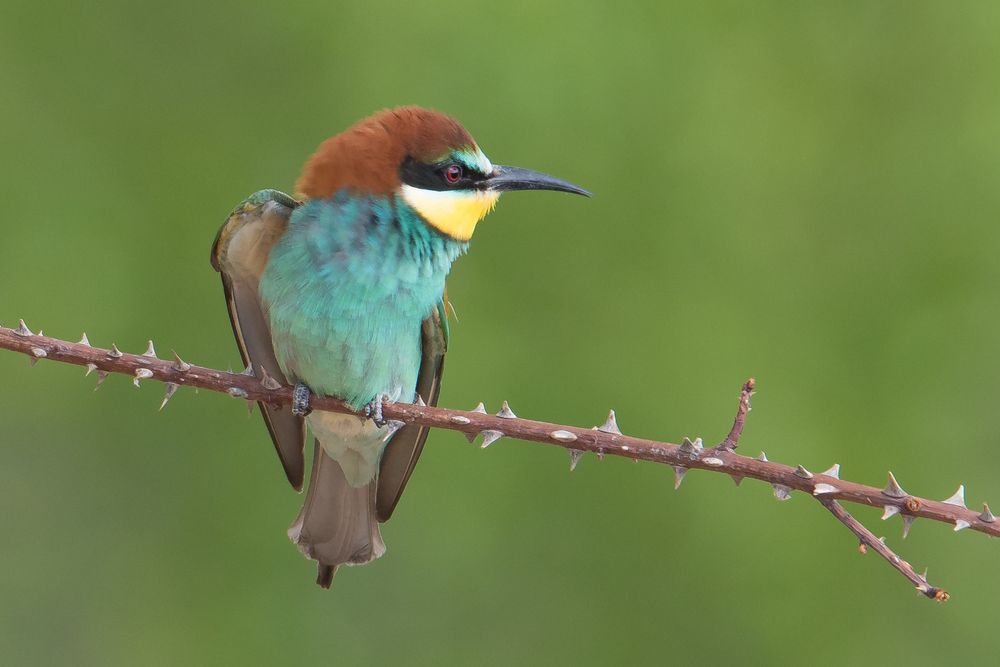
[211, 106, 588, 587]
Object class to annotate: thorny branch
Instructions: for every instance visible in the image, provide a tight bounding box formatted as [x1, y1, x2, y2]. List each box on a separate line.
[1, 322, 994, 601]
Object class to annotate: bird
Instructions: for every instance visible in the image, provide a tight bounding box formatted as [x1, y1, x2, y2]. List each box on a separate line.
[211, 106, 589, 587]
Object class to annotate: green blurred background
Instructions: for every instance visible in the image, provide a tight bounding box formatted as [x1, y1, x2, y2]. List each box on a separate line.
[2, 1, 999, 664]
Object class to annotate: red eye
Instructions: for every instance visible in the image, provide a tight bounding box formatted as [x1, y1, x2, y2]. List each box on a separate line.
[444, 164, 463, 184]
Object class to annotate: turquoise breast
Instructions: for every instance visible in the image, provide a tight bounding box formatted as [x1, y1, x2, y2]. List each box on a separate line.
[259, 192, 466, 409]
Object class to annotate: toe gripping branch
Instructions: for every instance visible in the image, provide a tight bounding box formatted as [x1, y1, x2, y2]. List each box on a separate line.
[292, 383, 312, 417]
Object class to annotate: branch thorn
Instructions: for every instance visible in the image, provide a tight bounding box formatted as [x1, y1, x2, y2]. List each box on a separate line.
[772, 484, 792, 501]
[85, 363, 97, 377]
[679, 437, 702, 460]
[133, 368, 153, 387]
[383, 420, 405, 439]
[673, 466, 687, 490]
[941, 485, 967, 509]
[979, 503, 996, 523]
[596, 410, 622, 435]
[794, 465, 813, 479]
[171, 351, 191, 372]
[142, 340, 157, 358]
[479, 430, 503, 449]
[14, 319, 34, 337]
[77, 333, 91, 346]
[259, 368, 282, 390]
[159, 382, 179, 410]
[901, 515, 915, 539]
[568, 449, 584, 471]
[109, 344, 124, 359]
[496, 401, 517, 419]
[821, 463, 840, 479]
[812, 483, 839, 495]
[471, 402, 487, 414]
[882, 472, 907, 499]
[881, 505, 900, 520]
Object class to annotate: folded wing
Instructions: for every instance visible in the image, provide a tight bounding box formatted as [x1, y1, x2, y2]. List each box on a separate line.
[211, 190, 306, 490]
[375, 301, 449, 521]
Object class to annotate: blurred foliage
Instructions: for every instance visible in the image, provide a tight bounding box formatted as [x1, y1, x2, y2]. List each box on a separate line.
[2, 1, 1000, 664]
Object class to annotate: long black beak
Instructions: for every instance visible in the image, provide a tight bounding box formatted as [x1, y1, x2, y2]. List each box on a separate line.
[485, 165, 591, 197]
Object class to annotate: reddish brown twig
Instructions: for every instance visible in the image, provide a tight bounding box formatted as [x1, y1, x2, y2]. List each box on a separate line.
[718, 378, 754, 451]
[3, 322, 996, 601]
[819, 499, 948, 600]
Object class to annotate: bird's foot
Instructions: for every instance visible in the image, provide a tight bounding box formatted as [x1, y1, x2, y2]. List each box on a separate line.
[292, 382, 313, 417]
[363, 395, 387, 427]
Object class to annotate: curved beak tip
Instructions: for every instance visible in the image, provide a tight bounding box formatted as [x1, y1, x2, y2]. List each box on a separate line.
[487, 165, 592, 198]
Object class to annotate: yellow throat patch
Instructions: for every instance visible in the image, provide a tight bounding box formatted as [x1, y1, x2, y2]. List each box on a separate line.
[400, 185, 499, 241]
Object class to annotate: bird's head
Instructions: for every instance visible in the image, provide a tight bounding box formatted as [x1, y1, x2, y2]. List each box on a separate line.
[296, 106, 590, 241]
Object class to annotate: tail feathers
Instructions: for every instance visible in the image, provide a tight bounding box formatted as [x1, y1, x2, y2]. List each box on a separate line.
[288, 441, 386, 588]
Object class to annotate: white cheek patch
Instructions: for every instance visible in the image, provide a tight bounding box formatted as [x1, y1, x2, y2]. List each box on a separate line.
[400, 185, 500, 241]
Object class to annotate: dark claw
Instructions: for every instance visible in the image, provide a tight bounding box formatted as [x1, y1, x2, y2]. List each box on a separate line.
[292, 383, 313, 417]
[363, 395, 387, 427]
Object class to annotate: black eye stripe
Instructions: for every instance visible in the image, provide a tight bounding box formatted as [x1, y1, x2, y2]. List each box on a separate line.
[399, 156, 486, 191]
